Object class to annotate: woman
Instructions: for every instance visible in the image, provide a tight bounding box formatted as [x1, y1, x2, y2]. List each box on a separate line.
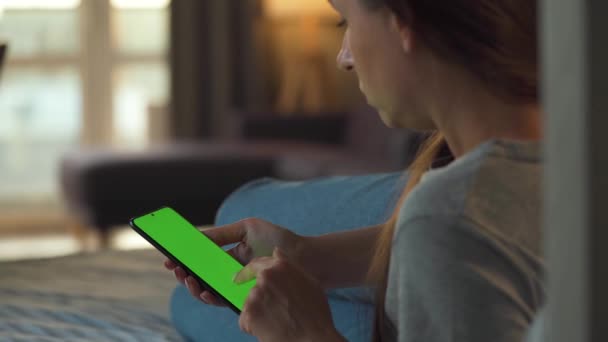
[166, 0, 543, 341]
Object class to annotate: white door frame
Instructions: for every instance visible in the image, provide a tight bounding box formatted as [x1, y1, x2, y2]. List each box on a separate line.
[543, 0, 608, 341]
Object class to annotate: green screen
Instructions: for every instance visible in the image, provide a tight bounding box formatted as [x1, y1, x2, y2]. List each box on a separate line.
[132, 207, 255, 311]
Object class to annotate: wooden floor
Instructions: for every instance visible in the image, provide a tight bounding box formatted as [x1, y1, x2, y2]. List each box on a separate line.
[0, 206, 214, 261]
[0, 208, 69, 236]
[0, 227, 153, 262]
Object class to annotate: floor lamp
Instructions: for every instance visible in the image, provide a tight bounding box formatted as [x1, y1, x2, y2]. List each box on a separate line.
[264, 0, 338, 115]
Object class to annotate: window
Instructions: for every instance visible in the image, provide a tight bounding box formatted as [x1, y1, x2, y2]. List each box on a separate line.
[110, 0, 170, 147]
[0, 1, 81, 204]
[0, 0, 170, 226]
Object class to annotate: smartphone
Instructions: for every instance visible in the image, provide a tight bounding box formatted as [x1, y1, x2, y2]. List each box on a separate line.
[129, 206, 256, 314]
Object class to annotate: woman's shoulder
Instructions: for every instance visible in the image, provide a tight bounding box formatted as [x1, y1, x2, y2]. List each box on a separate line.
[396, 139, 543, 254]
[397, 140, 497, 221]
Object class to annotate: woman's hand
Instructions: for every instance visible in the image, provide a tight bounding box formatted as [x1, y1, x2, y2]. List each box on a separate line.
[164, 218, 307, 305]
[234, 248, 345, 342]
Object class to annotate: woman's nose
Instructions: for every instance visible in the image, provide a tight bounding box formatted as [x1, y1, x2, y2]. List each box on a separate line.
[337, 38, 354, 72]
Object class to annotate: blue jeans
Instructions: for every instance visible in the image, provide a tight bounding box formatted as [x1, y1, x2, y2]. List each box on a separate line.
[169, 173, 406, 342]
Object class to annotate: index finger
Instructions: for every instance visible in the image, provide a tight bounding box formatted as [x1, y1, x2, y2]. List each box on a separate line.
[233, 256, 275, 284]
[199, 220, 247, 247]
[233, 248, 284, 284]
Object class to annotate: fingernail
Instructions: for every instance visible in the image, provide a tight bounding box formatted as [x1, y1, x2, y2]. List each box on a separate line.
[200, 293, 209, 304]
[233, 271, 242, 284]
[185, 277, 192, 290]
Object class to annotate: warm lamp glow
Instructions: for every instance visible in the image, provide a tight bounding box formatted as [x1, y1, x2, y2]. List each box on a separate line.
[264, 0, 338, 18]
[265, 0, 340, 114]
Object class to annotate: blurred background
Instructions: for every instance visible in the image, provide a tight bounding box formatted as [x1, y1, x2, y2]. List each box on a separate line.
[0, 2, 602, 340]
[0, 0, 417, 260]
[0, 0, 171, 259]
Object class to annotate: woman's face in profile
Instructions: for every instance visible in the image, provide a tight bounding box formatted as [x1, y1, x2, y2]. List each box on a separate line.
[329, 0, 436, 130]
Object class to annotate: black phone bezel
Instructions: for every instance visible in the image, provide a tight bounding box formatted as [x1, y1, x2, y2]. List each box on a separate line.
[129, 208, 242, 315]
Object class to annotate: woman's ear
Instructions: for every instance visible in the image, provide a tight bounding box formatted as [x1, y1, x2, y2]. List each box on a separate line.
[389, 13, 413, 53]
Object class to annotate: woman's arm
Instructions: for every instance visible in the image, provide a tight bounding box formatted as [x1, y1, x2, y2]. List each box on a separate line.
[392, 215, 540, 342]
[298, 224, 382, 289]
[168, 219, 382, 305]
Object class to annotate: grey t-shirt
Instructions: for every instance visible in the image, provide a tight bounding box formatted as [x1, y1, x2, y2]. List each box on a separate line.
[384, 139, 545, 342]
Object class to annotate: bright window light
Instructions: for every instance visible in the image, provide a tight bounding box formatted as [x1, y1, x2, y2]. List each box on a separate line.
[111, 0, 170, 9]
[0, 0, 81, 9]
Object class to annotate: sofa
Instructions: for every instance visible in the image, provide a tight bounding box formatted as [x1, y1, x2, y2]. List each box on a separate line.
[59, 108, 426, 246]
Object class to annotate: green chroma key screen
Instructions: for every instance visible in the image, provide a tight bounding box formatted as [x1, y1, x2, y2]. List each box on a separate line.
[131, 207, 256, 312]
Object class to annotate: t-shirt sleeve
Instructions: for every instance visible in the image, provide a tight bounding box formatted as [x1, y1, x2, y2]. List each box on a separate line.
[392, 215, 536, 342]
